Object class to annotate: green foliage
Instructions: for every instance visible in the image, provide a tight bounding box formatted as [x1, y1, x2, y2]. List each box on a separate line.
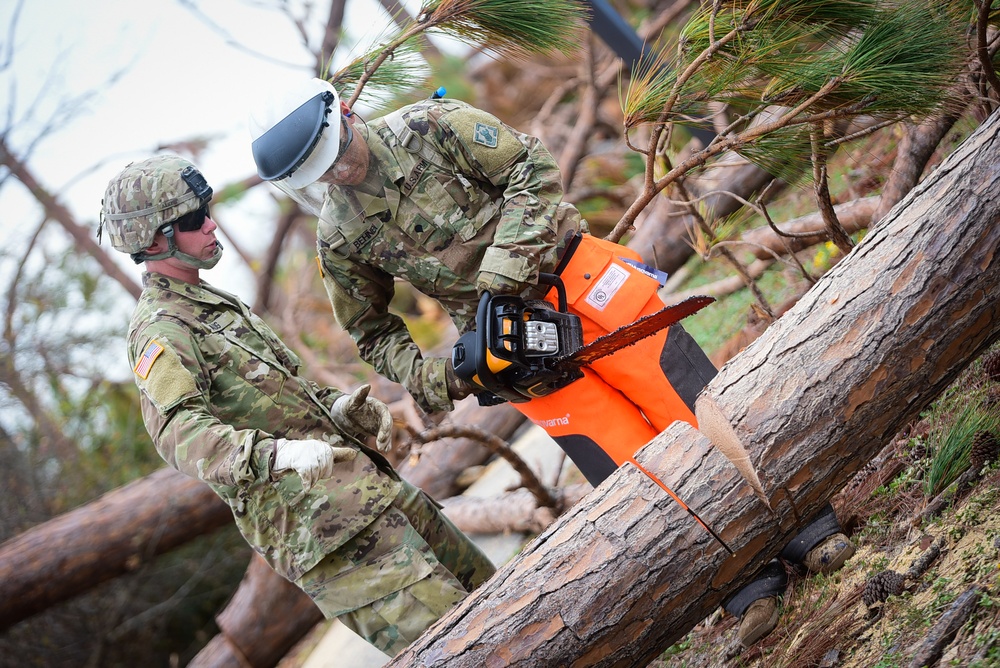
[622, 0, 967, 182]
[334, 0, 588, 106]
[418, 0, 588, 60]
[924, 401, 1000, 497]
[332, 40, 431, 108]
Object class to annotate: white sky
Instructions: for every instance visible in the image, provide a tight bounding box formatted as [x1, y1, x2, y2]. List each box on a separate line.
[0, 0, 452, 295]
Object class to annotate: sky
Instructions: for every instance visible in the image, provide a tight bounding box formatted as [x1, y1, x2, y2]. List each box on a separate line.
[0, 0, 455, 296]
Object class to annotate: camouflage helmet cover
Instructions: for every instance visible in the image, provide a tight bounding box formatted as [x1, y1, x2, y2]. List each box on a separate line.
[100, 155, 211, 254]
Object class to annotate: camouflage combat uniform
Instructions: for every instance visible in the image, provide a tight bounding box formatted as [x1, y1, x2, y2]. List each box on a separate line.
[127, 272, 494, 655]
[317, 99, 584, 414]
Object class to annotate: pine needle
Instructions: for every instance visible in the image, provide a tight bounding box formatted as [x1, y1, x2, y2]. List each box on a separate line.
[925, 403, 1000, 497]
[331, 41, 430, 108]
[418, 0, 588, 60]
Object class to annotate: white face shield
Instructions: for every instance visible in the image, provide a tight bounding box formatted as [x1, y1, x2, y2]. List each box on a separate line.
[248, 78, 344, 190]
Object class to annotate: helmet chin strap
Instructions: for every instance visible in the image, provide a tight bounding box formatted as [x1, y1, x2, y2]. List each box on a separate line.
[138, 225, 224, 270]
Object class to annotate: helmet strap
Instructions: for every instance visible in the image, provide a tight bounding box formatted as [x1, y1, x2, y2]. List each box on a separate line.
[133, 225, 224, 269]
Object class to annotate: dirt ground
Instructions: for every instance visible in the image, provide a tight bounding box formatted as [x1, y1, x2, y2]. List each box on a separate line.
[651, 382, 1000, 668]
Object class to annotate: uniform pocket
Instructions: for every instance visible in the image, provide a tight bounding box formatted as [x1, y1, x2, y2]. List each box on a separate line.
[219, 332, 290, 401]
[558, 237, 659, 332]
[299, 541, 435, 617]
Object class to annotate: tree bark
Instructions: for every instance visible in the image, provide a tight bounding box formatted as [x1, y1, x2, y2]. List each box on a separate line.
[383, 110, 1000, 667]
[0, 467, 231, 631]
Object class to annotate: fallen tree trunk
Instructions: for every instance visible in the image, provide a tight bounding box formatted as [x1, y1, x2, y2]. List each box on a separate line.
[383, 110, 1000, 666]
[188, 554, 324, 668]
[441, 484, 592, 535]
[0, 467, 231, 631]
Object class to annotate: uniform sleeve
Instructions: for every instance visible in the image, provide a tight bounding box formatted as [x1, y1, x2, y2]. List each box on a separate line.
[435, 105, 566, 285]
[317, 241, 455, 414]
[129, 320, 275, 487]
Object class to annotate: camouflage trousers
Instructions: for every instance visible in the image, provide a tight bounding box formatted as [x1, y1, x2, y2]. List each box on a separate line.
[296, 479, 496, 656]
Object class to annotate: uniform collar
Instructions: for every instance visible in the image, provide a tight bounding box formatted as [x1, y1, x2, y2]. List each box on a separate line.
[142, 272, 242, 308]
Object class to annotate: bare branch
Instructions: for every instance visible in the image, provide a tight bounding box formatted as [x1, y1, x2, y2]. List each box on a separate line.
[408, 424, 559, 510]
[0, 137, 141, 299]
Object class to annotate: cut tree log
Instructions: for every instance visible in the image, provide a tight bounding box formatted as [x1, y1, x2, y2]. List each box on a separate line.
[383, 110, 1000, 667]
[188, 554, 324, 668]
[0, 467, 230, 631]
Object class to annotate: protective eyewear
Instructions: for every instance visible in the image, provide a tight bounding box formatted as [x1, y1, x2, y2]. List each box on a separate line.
[170, 204, 211, 232]
[336, 114, 354, 163]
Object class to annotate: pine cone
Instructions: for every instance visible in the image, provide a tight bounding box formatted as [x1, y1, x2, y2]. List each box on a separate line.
[970, 431, 1000, 471]
[862, 570, 906, 607]
[984, 349, 1000, 383]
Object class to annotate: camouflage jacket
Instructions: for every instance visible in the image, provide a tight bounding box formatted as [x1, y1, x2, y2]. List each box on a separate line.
[317, 98, 585, 413]
[127, 273, 401, 580]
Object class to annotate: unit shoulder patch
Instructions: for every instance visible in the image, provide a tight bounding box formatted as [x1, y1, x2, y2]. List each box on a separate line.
[443, 108, 525, 175]
[472, 122, 499, 148]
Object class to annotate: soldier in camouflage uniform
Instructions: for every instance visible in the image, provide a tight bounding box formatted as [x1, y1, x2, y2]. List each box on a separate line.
[248, 79, 856, 649]
[98, 154, 495, 657]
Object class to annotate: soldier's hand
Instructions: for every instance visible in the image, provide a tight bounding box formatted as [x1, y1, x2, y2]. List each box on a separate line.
[476, 270, 528, 296]
[273, 438, 356, 492]
[331, 384, 394, 453]
[444, 357, 476, 401]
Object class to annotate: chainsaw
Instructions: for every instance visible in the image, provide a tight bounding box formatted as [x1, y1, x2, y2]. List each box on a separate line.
[451, 273, 715, 405]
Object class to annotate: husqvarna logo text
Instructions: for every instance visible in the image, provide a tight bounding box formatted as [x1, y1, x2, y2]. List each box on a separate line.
[533, 414, 570, 428]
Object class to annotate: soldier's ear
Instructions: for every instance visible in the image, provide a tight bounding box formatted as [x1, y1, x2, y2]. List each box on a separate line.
[147, 230, 168, 253]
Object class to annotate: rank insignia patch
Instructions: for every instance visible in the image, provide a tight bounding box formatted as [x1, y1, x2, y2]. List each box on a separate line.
[473, 122, 499, 148]
[134, 340, 165, 379]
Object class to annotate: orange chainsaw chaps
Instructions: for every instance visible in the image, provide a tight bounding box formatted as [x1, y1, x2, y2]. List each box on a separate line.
[585, 297, 700, 431]
[545, 234, 702, 430]
[513, 366, 660, 473]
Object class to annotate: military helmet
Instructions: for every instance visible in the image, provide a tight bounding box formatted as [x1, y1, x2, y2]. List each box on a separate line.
[249, 78, 343, 190]
[100, 155, 213, 255]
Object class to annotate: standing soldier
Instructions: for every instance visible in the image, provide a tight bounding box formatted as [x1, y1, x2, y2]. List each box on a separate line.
[248, 79, 855, 648]
[98, 154, 495, 657]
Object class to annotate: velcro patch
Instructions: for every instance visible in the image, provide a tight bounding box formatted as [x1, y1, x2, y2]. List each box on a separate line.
[134, 340, 165, 379]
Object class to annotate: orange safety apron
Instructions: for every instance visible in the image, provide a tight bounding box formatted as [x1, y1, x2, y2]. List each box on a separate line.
[513, 234, 718, 486]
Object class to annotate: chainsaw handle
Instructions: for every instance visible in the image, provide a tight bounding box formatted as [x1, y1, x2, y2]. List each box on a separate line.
[537, 273, 568, 312]
[450, 291, 494, 386]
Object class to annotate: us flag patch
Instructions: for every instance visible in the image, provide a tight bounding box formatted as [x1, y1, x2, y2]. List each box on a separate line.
[134, 340, 165, 379]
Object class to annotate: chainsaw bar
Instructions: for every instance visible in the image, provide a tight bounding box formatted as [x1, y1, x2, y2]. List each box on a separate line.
[556, 295, 715, 369]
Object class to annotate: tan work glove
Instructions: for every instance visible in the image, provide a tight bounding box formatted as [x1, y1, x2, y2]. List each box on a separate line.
[331, 384, 394, 452]
[273, 438, 356, 492]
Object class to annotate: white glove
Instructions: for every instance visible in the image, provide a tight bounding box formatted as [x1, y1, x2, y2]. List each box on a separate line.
[273, 438, 356, 492]
[331, 384, 394, 453]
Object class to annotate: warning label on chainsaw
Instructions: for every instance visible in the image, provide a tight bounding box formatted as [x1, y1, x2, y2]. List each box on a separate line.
[585, 264, 629, 311]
